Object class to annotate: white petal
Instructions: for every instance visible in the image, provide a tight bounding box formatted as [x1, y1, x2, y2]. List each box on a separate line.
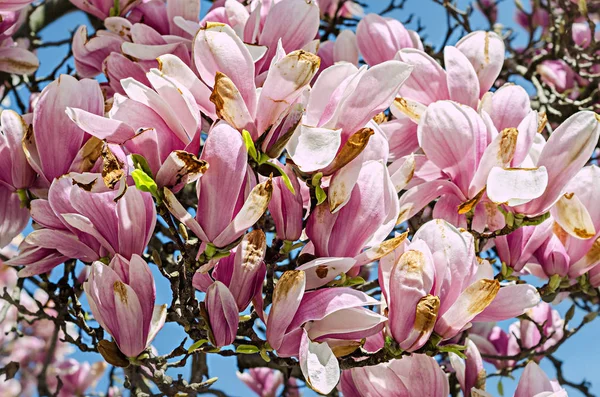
[486, 167, 548, 206]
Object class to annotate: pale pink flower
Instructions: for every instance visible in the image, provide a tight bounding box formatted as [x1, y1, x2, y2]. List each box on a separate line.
[84, 255, 166, 358]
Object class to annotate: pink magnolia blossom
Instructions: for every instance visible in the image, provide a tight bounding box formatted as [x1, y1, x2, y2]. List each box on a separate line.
[68, 58, 210, 191]
[495, 219, 554, 273]
[470, 301, 564, 370]
[287, 60, 412, 173]
[515, 301, 564, 357]
[193, 230, 267, 311]
[52, 359, 106, 397]
[317, 29, 359, 70]
[538, 60, 579, 94]
[307, 161, 398, 260]
[264, 269, 386, 393]
[164, 122, 272, 249]
[469, 323, 519, 369]
[72, 18, 191, 91]
[356, 13, 422, 66]
[84, 255, 167, 358]
[398, 107, 599, 229]
[193, 22, 320, 140]
[204, 280, 239, 348]
[188, 0, 320, 75]
[24, 74, 104, 192]
[530, 165, 600, 279]
[0, 18, 38, 75]
[129, 0, 200, 36]
[318, 0, 363, 19]
[69, 0, 142, 20]
[0, 0, 35, 12]
[339, 354, 449, 396]
[268, 162, 304, 242]
[381, 219, 539, 351]
[7, 174, 156, 277]
[473, 361, 566, 397]
[0, 110, 35, 247]
[237, 367, 301, 397]
[266, 270, 386, 357]
[449, 339, 486, 397]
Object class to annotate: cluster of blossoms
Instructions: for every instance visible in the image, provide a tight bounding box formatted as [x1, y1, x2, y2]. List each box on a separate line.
[0, 0, 599, 396]
[0, 241, 105, 396]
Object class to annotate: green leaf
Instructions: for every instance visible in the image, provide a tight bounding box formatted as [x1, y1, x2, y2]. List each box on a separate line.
[565, 305, 576, 324]
[437, 344, 466, 358]
[522, 211, 550, 226]
[267, 161, 296, 195]
[187, 339, 209, 353]
[236, 344, 260, 354]
[239, 314, 252, 322]
[384, 336, 403, 357]
[131, 154, 153, 177]
[109, 0, 120, 16]
[259, 348, 271, 362]
[497, 378, 504, 396]
[315, 185, 327, 205]
[242, 130, 258, 162]
[311, 172, 323, 187]
[344, 276, 365, 287]
[131, 169, 158, 196]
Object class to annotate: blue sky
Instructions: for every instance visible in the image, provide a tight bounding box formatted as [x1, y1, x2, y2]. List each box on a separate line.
[12, 0, 600, 395]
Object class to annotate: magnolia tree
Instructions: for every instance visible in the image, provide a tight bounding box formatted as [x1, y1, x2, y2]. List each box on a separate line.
[0, 0, 599, 396]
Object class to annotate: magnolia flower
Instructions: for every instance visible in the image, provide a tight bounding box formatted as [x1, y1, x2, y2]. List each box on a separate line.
[515, 302, 564, 357]
[68, 57, 210, 192]
[398, 107, 600, 230]
[495, 219, 554, 273]
[383, 31, 504, 161]
[72, 18, 192, 91]
[394, 30, 504, 111]
[0, 0, 35, 12]
[470, 301, 564, 371]
[306, 160, 399, 260]
[84, 255, 166, 358]
[268, 162, 304, 242]
[193, 230, 267, 311]
[69, 0, 142, 20]
[265, 269, 386, 393]
[317, 30, 359, 70]
[0, 32, 38, 75]
[538, 60, 579, 94]
[381, 219, 539, 351]
[469, 323, 519, 369]
[8, 174, 156, 277]
[356, 13, 422, 66]
[238, 368, 300, 397]
[318, 0, 363, 19]
[164, 122, 272, 249]
[449, 339, 486, 397]
[339, 354, 449, 396]
[204, 280, 239, 348]
[194, 23, 320, 140]
[548, 166, 600, 278]
[52, 359, 106, 397]
[473, 361, 566, 397]
[0, 110, 35, 247]
[24, 74, 104, 193]
[287, 60, 412, 174]
[186, 0, 320, 75]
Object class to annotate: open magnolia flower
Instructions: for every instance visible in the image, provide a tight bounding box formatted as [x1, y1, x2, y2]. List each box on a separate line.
[398, 105, 600, 231]
[380, 219, 540, 350]
[7, 173, 155, 277]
